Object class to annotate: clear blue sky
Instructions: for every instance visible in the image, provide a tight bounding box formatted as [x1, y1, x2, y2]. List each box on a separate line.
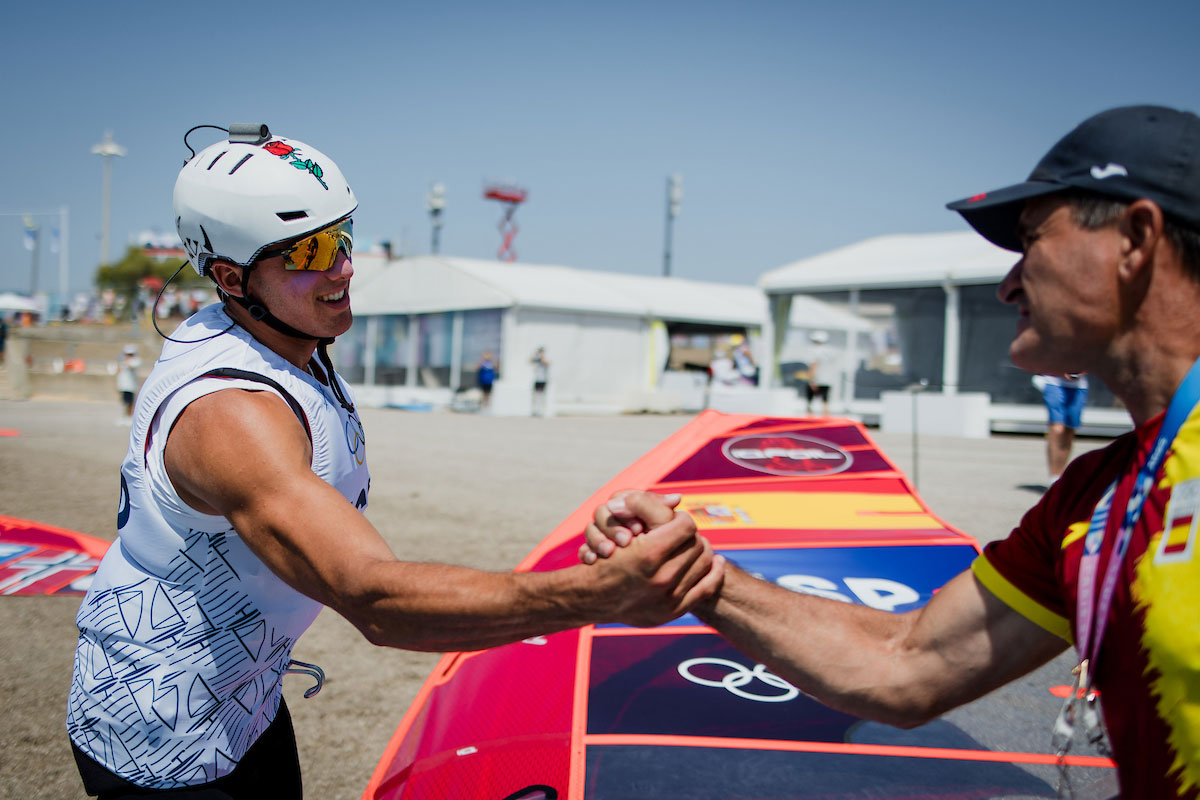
[3, 0, 1199, 297]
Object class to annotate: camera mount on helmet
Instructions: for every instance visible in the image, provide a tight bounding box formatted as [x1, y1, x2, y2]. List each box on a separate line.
[227, 123, 271, 145]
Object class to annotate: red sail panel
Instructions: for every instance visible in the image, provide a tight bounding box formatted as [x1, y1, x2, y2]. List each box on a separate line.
[362, 414, 986, 800]
[0, 515, 109, 596]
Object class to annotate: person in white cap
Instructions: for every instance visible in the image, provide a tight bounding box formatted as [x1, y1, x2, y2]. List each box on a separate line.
[531, 345, 550, 415]
[115, 344, 141, 419]
[803, 330, 835, 416]
[66, 124, 722, 799]
[583, 105, 1200, 797]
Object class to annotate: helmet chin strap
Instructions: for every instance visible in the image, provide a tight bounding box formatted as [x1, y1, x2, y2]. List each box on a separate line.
[233, 293, 332, 344]
[232, 263, 328, 343]
[228, 265, 355, 414]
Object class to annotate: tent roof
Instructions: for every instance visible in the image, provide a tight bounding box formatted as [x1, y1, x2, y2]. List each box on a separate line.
[0, 292, 40, 313]
[759, 231, 1018, 294]
[351, 255, 766, 327]
[785, 294, 874, 333]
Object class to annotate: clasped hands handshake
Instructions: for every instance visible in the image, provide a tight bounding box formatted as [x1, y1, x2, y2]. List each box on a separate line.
[579, 490, 726, 627]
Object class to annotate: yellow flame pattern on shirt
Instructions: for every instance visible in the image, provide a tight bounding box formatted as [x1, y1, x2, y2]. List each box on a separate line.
[1132, 413, 1200, 795]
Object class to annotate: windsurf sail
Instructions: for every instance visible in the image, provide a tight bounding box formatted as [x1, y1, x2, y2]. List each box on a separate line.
[363, 412, 1114, 799]
[0, 515, 108, 596]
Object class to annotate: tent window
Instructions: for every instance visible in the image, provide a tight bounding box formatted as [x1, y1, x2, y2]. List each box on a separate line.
[417, 313, 453, 388]
[375, 314, 410, 386]
[460, 309, 503, 389]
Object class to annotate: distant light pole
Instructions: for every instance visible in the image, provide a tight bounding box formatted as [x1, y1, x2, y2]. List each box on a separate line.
[426, 182, 446, 254]
[663, 173, 683, 277]
[91, 131, 126, 267]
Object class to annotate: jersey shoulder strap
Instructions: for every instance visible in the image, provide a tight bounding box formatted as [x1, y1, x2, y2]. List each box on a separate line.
[199, 367, 312, 442]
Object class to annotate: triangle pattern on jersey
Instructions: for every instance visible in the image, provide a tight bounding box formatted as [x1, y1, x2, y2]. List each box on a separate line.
[150, 583, 186, 630]
[231, 677, 262, 716]
[232, 619, 266, 662]
[125, 678, 156, 726]
[187, 674, 219, 719]
[109, 724, 139, 773]
[89, 638, 115, 682]
[153, 683, 180, 732]
[75, 636, 91, 681]
[115, 586, 145, 638]
[178, 531, 210, 573]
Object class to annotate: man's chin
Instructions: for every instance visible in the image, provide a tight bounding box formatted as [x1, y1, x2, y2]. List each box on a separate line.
[1010, 346, 1077, 377]
[331, 309, 352, 338]
[1008, 341, 1050, 374]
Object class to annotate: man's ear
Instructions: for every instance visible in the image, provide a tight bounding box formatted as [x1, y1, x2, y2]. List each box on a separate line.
[208, 260, 245, 298]
[1118, 198, 1166, 283]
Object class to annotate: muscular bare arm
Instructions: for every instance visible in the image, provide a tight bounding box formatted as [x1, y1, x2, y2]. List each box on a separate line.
[586, 491, 1067, 728]
[164, 390, 723, 652]
[695, 562, 1066, 727]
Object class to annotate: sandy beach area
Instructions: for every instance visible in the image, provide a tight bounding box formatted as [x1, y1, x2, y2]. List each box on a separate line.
[0, 398, 1105, 800]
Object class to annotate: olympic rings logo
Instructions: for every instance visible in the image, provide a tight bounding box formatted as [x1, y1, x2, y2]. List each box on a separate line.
[677, 658, 799, 703]
[345, 415, 366, 465]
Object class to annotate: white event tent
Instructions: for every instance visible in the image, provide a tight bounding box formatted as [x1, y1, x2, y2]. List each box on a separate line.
[339, 255, 774, 415]
[757, 231, 1130, 435]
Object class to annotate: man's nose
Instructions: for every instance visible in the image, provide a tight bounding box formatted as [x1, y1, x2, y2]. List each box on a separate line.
[329, 250, 353, 279]
[996, 258, 1023, 304]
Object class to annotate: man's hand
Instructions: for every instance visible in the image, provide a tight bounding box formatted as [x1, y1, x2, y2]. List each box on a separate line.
[585, 505, 724, 627]
[579, 490, 681, 564]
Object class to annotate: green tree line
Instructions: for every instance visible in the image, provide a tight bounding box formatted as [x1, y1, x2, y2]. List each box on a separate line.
[94, 247, 208, 304]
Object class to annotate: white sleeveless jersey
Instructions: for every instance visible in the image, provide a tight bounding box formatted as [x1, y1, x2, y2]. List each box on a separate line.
[67, 304, 370, 789]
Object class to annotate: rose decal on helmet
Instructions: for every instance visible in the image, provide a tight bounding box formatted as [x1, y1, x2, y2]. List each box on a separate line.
[261, 140, 328, 190]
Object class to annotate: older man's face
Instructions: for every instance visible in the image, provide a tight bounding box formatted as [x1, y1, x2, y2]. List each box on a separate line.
[995, 195, 1125, 375]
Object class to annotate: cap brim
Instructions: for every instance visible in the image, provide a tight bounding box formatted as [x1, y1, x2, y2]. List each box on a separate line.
[946, 180, 1064, 252]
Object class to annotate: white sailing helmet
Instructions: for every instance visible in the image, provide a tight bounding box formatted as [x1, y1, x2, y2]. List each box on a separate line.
[174, 131, 357, 276]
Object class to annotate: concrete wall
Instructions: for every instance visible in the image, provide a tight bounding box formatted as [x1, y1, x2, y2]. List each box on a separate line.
[5, 322, 166, 402]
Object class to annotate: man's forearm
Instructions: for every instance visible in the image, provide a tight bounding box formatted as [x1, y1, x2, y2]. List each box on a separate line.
[339, 561, 613, 652]
[692, 564, 940, 728]
[341, 520, 718, 653]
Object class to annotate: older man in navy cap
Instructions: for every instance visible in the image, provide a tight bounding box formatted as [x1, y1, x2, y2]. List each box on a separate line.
[584, 106, 1200, 798]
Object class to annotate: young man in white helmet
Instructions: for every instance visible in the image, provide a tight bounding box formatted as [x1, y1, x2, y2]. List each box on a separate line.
[67, 124, 723, 799]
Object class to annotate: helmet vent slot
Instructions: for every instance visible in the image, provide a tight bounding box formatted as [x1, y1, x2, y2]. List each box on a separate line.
[228, 154, 254, 175]
[207, 151, 228, 170]
[277, 211, 310, 222]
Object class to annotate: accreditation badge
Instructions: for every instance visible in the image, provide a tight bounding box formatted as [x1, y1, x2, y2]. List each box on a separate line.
[1156, 476, 1200, 564]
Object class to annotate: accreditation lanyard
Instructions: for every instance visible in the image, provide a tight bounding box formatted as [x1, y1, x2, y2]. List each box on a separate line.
[1055, 357, 1200, 766]
[1077, 357, 1200, 671]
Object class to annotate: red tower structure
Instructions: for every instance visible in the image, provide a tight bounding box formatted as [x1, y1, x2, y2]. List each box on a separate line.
[483, 182, 527, 262]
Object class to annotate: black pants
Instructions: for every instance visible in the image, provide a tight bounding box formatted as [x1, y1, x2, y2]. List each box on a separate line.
[72, 699, 302, 799]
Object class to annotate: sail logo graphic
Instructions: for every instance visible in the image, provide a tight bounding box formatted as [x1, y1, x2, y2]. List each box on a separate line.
[722, 434, 852, 476]
[677, 657, 799, 703]
[345, 415, 366, 466]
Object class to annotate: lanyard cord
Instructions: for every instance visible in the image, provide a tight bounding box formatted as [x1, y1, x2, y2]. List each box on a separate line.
[1075, 356, 1200, 671]
[1054, 356, 1200, 798]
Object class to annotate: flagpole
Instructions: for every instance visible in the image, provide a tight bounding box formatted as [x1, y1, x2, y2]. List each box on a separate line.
[22, 215, 39, 295]
[60, 206, 69, 299]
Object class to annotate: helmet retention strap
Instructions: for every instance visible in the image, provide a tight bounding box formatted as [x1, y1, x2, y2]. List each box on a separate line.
[232, 263, 323, 342]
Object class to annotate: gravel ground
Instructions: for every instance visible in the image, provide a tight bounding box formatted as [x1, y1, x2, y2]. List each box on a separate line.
[0, 398, 1108, 799]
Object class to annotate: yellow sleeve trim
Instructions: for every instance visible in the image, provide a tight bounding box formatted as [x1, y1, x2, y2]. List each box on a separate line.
[972, 554, 1073, 644]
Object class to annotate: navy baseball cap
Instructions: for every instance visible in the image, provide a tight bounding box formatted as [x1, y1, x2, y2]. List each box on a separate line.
[947, 105, 1200, 252]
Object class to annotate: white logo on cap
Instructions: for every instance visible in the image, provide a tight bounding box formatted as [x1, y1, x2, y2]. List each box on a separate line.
[1090, 163, 1128, 180]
